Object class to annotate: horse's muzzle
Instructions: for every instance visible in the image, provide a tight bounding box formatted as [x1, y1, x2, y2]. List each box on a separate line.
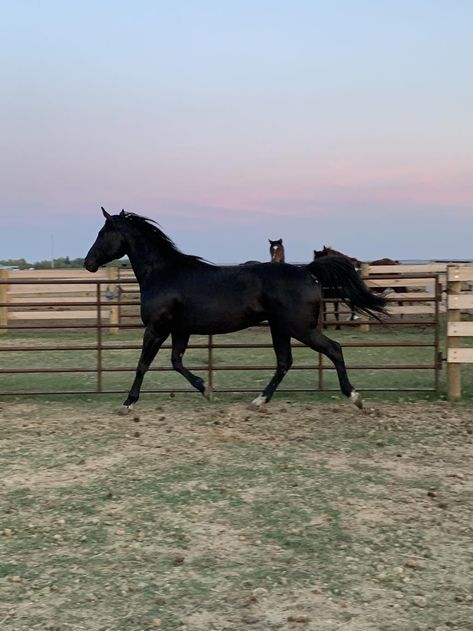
[84, 258, 99, 273]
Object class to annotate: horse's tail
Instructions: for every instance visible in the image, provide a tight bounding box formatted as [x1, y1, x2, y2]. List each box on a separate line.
[307, 255, 388, 321]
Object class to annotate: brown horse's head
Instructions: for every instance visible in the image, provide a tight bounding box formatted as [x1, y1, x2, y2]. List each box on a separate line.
[269, 239, 285, 263]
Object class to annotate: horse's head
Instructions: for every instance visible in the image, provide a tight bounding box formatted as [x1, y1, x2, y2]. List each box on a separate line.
[84, 208, 128, 272]
[314, 245, 361, 268]
[269, 239, 284, 262]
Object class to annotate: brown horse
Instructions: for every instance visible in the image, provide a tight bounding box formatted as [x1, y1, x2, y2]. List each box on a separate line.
[370, 257, 400, 266]
[242, 238, 286, 265]
[313, 247, 404, 327]
[269, 239, 285, 263]
[313, 246, 361, 328]
[314, 246, 361, 269]
[313, 246, 399, 268]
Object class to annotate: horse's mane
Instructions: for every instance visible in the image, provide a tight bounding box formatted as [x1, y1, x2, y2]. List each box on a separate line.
[118, 211, 208, 266]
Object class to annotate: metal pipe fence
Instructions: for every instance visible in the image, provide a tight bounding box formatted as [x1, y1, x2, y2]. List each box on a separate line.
[0, 275, 442, 396]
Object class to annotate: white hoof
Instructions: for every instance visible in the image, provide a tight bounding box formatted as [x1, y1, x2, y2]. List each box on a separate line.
[248, 394, 267, 411]
[252, 394, 267, 407]
[118, 404, 133, 416]
[203, 384, 213, 400]
[350, 391, 363, 409]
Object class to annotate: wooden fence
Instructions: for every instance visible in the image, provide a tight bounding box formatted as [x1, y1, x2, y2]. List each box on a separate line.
[0, 263, 449, 331]
[0, 263, 463, 330]
[0, 263, 462, 332]
[446, 265, 473, 400]
[0, 268, 120, 331]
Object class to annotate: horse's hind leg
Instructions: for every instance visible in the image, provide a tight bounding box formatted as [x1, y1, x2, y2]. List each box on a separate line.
[334, 299, 341, 330]
[121, 327, 169, 413]
[171, 332, 212, 399]
[294, 329, 363, 409]
[250, 326, 292, 408]
[322, 295, 328, 329]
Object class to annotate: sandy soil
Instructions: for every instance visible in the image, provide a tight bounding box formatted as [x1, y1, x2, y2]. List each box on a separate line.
[1, 397, 472, 631]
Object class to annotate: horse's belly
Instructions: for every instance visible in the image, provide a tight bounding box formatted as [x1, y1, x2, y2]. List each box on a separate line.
[176, 306, 264, 334]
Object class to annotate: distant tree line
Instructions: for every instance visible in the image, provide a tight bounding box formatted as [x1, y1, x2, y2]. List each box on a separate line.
[0, 257, 130, 270]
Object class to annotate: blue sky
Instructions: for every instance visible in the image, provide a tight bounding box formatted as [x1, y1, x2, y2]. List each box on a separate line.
[0, 1, 472, 263]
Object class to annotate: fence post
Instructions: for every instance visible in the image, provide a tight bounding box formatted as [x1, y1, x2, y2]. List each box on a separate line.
[359, 263, 370, 332]
[108, 267, 119, 334]
[96, 283, 103, 392]
[208, 334, 214, 391]
[0, 269, 9, 334]
[447, 265, 462, 401]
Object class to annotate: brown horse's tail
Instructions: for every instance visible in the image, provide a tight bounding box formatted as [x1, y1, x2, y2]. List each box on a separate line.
[307, 255, 388, 321]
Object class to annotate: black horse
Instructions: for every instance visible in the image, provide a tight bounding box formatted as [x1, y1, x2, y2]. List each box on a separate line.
[84, 209, 387, 412]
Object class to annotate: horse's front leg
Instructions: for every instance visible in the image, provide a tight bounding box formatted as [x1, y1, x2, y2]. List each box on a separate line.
[120, 327, 169, 414]
[171, 331, 212, 399]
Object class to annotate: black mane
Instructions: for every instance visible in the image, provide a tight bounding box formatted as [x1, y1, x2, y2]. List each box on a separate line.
[119, 211, 208, 266]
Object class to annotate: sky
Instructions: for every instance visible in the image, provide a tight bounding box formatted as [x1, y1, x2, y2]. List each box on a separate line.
[0, 0, 472, 264]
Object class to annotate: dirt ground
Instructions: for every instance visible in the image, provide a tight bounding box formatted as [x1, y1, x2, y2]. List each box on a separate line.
[1, 396, 472, 631]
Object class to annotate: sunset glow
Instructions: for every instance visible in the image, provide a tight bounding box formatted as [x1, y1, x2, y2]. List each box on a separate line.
[1, 1, 472, 263]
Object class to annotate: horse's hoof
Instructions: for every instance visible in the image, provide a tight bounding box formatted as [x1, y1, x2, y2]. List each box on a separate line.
[118, 404, 133, 416]
[203, 385, 213, 401]
[247, 395, 268, 411]
[350, 391, 363, 409]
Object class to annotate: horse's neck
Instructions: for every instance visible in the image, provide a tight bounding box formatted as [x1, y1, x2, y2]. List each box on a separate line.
[124, 235, 167, 285]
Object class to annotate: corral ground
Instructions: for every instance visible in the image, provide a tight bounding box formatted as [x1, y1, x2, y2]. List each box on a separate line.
[1, 395, 472, 631]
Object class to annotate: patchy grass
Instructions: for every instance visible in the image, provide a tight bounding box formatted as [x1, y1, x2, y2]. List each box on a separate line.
[1, 397, 472, 630]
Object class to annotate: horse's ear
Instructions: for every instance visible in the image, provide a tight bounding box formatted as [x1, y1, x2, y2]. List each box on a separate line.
[101, 207, 112, 220]
[120, 209, 126, 217]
